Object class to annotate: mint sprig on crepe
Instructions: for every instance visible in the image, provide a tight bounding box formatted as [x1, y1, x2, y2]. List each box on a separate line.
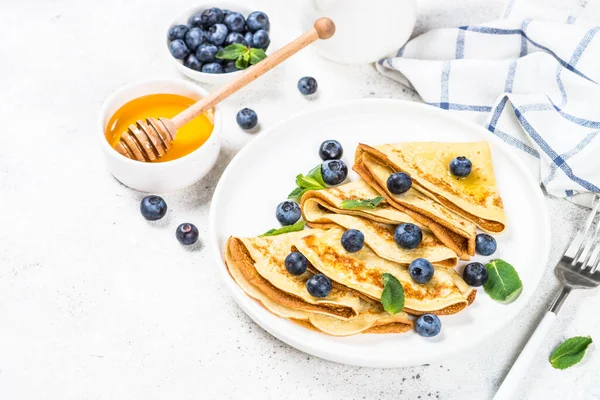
[381, 273, 405, 314]
[288, 165, 327, 200]
[550, 336, 593, 370]
[340, 196, 384, 210]
[483, 259, 523, 303]
[260, 220, 305, 237]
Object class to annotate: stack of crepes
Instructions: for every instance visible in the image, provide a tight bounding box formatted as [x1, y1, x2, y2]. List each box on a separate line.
[224, 142, 507, 336]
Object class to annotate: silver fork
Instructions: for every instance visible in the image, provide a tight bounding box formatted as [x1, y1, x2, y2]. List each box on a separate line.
[494, 195, 600, 400]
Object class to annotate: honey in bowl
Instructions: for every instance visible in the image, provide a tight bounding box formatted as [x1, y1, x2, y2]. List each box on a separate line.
[105, 93, 214, 162]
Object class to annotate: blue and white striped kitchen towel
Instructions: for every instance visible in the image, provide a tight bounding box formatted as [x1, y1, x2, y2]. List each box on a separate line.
[377, 0, 600, 206]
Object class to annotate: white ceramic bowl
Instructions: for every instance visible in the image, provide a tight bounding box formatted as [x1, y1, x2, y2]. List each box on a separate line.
[166, 3, 273, 85]
[99, 80, 221, 193]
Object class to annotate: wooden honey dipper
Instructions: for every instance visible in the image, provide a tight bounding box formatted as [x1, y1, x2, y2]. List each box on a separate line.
[115, 17, 336, 162]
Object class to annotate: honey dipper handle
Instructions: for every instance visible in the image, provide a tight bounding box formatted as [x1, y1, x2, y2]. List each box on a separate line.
[171, 17, 336, 129]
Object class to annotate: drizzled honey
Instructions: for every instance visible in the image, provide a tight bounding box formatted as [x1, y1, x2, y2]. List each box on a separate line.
[105, 93, 214, 162]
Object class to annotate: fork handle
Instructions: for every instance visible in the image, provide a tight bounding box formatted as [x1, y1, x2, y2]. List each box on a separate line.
[493, 311, 557, 399]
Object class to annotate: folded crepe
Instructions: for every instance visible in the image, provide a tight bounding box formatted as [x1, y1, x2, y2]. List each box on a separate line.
[354, 146, 476, 259]
[300, 181, 458, 268]
[225, 235, 413, 336]
[355, 142, 506, 233]
[292, 228, 476, 315]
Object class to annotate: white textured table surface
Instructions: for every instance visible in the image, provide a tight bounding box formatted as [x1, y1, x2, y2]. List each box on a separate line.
[1, 0, 598, 399]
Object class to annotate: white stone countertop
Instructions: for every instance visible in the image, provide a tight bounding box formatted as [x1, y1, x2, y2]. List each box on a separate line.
[1, 0, 598, 399]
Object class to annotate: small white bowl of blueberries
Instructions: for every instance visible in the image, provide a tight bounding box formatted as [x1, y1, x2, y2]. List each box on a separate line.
[167, 3, 272, 84]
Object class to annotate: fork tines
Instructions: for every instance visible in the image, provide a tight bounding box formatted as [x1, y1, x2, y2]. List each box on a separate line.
[565, 195, 600, 272]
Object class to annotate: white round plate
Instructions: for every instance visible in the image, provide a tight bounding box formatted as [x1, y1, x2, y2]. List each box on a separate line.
[209, 99, 550, 368]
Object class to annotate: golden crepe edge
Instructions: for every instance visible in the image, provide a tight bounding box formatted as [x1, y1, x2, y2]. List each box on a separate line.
[224, 236, 413, 336]
[373, 141, 507, 233]
[354, 143, 475, 259]
[299, 185, 458, 268]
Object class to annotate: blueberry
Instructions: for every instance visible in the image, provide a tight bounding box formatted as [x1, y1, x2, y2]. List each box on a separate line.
[168, 24, 188, 41]
[236, 108, 258, 129]
[251, 29, 270, 49]
[176, 223, 199, 245]
[200, 7, 224, 28]
[463, 262, 489, 287]
[225, 32, 247, 46]
[449, 156, 472, 178]
[196, 43, 219, 62]
[222, 9, 232, 18]
[223, 12, 246, 32]
[188, 13, 204, 28]
[387, 172, 412, 194]
[297, 76, 318, 95]
[244, 32, 254, 46]
[201, 62, 224, 74]
[140, 195, 167, 221]
[321, 160, 348, 186]
[169, 39, 189, 60]
[409, 258, 434, 284]
[247, 11, 270, 32]
[341, 229, 365, 253]
[415, 314, 441, 337]
[276, 200, 301, 226]
[475, 233, 497, 256]
[319, 140, 342, 160]
[224, 60, 240, 73]
[207, 23, 228, 45]
[394, 223, 422, 249]
[306, 274, 332, 298]
[184, 27, 207, 51]
[183, 53, 203, 71]
[285, 252, 308, 276]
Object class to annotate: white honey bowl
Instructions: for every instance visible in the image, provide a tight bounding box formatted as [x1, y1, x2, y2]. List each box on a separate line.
[99, 79, 221, 193]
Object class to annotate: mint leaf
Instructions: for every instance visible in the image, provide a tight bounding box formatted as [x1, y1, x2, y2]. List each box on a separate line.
[216, 44, 248, 60]
[307, 165, 326, 187]
[296, 174, 323, 190]
[550, 336, 593, 369]
[235, 57, 249, 69]
[340, 196, 385, 210]
[381, 273, 404, 314]
[288, 186, 308, 200]
[260, 220, 305, 237]
[483, 259, 523, 303]
[249, 48, 267, 65]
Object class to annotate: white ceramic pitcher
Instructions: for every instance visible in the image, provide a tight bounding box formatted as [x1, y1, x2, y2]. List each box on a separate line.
[307, 0, 417, 64]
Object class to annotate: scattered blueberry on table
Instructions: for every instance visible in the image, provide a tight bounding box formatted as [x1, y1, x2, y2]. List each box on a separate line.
[387, 172, 412, 194]
[176, 223, 199, 245]
[415, 314, 442, 337]
[298, 76, 318, 95]
[394, 223, 422, 249]
[236, 108, 258, 130]
[321, 159, 348, 185]
[140, 195, 167, 221]
[319, 140, 343, 160]
[475, 233, 497, 256]
[341, 229, 365, 253]
[168, 8, 270, 74]
[276, 200, 301, 226]
[409, 258, 434, 284]
[449, 156, 472, 178]
[285, 252, 308, 276]
[306, 274, 332, 298]
[462, 262, 489, 287]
